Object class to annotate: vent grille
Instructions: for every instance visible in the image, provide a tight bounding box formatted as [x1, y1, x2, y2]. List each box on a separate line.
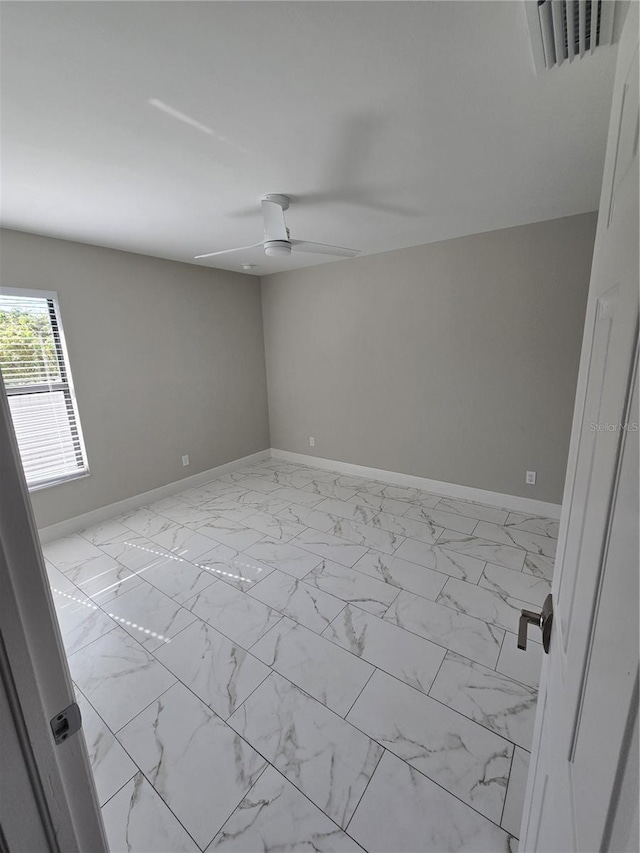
[525, 0, 616, 72]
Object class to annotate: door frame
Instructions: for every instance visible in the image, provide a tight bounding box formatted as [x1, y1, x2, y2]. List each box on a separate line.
[0, 371, 108, 853]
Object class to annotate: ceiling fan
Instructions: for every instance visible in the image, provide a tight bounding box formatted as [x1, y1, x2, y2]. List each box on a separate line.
[195, 194, 360, 262]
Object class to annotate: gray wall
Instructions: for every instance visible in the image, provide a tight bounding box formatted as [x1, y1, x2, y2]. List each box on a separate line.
[261, 213, 597, 504]
[0, 229, 270, 527]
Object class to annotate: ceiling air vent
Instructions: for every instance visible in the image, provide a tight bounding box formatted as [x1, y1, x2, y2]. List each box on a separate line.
[524, 0, 617, 72]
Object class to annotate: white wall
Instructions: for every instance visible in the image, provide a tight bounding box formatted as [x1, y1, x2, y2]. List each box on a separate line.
[0, 229, 270, 527]
[261, 213, 597, 504]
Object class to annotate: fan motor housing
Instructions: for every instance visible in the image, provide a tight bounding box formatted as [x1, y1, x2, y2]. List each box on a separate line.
[264, 240, 291, 257]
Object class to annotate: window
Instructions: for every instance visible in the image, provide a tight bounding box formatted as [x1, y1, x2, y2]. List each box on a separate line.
[0, 288, 88, 489]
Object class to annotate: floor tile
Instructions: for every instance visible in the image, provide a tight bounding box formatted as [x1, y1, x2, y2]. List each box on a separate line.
[105, 581, 197, 651]
[434, 498, 509, 525]
[522, 552, 555, 582]
[402, 504, 478, 534]
[372, 510, 443, 545]
[291, 528, 369, 568]
[228, 673, 383, 829]
[393, 538, 486, 583]
[198, 493, 260, 520]
[480, 563, 552, 608]
[52, 590, 117, 656]
[501, 747, 531, 838]
[243, 539, 324, 579]
[497, 634, 544, 689]
[243, 509, 308, 542]
[178, 486, 236, 507]
[385, 590, 504, 668]
[252, 617, 373, 715]
[302, 481, 360, 501]
[219, 471, 259, 485]
[156, 501, 218, 528]
[195, 517, 264, 550]
[62, 554, 144, 605]
[437, 531, 526, 571]
[216, 505, 273, 526]
[261, 460, 308, 473]
[146, 495, 193, 514]
[274, 471, 320, 490]
[196, 544, 273, 591]
[473, 522, 557, 559]
[42, 534, 105, 572]
[326, 516, 404, 555]
[355, 483, 428, 503]
[154, 618, 269, 719]
[505, 513, 560, 539]
[398, 492, 444, 511]
[347, 670, 512, 823]
[102, 534, 177, 573]
[348, 492, 411, 515]
[304, 559, 400, 616]
[152, 527, 223, 562]
[233, 490, 292, 514]
[101, 773, 199, 853]
[45, 561, 80, 597]
[118, 682, 266, 849]
[437, 577, 531, 634]
[184, 581, 282, 648]
[196, 482, 249, 499]
[207, 764, 362, 853]
[332, 474, 381, 491]
[269, 486, 325, 506]
[347, 751, 513, 852]
[43, 461, 544, 853]
[78, 519, 132, 546]
[230, 475, 284, 494]
[117, 507, 179, 538]
[141, 552, 218, 603]
[276, 503, 336, 532]
[429, 652, 537, 750]
[351, 550, 447, 600]
[248, 569, 345, 633]
[314, 497, 378, 525]
[69, 627, 176, 732]
[75, 690, 136, 807]
[323, 605, 445, 695]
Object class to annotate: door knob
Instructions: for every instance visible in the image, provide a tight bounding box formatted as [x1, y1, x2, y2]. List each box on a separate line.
[518, 594, 553, 653]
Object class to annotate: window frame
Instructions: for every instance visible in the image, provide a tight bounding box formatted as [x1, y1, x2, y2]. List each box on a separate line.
[0, 286, 90, 491]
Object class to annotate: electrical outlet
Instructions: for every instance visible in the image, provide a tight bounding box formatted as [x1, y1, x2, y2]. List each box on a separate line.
[526, 470, 537, 485]
[309, 436, 315, 447]
[182, 455, 190, 467]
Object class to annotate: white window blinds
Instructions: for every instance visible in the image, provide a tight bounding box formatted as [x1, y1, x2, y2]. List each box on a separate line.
[0, 289, 89, 489]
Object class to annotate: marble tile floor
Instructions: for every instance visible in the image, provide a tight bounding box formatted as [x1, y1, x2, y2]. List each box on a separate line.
[42, 458, 556, 852]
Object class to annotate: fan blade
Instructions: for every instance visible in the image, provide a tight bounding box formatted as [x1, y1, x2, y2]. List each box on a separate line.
[261, 199, 288, 241]
[290, 240, 360, 258]
[195, 242, 264, 260]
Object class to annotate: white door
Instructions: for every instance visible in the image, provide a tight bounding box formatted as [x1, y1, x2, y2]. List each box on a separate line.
[0, 372, 108, 851]
[520, 5, 639, 851]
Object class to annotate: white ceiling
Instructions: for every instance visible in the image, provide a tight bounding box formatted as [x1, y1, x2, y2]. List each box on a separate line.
[0, 1, 617, 276]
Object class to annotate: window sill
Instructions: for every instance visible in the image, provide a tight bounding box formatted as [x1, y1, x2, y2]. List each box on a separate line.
[28, 469, 91, 493]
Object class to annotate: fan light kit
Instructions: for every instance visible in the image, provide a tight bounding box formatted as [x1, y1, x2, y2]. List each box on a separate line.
[195, 194, 360, 264]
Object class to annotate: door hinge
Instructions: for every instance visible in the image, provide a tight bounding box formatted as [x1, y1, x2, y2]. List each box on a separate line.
[50, 702, 82, 745]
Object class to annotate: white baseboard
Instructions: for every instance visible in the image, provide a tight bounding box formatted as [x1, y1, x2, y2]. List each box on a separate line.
[270, 449, 562, 519]
[38, 445, 561, 543]
[37, 449, 271, 543]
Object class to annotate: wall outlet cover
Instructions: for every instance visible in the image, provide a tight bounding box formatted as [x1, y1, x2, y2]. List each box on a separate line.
[526, 470, 537, 485]
[182, 455, 190, 467]
[309, 437, 315, 447]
